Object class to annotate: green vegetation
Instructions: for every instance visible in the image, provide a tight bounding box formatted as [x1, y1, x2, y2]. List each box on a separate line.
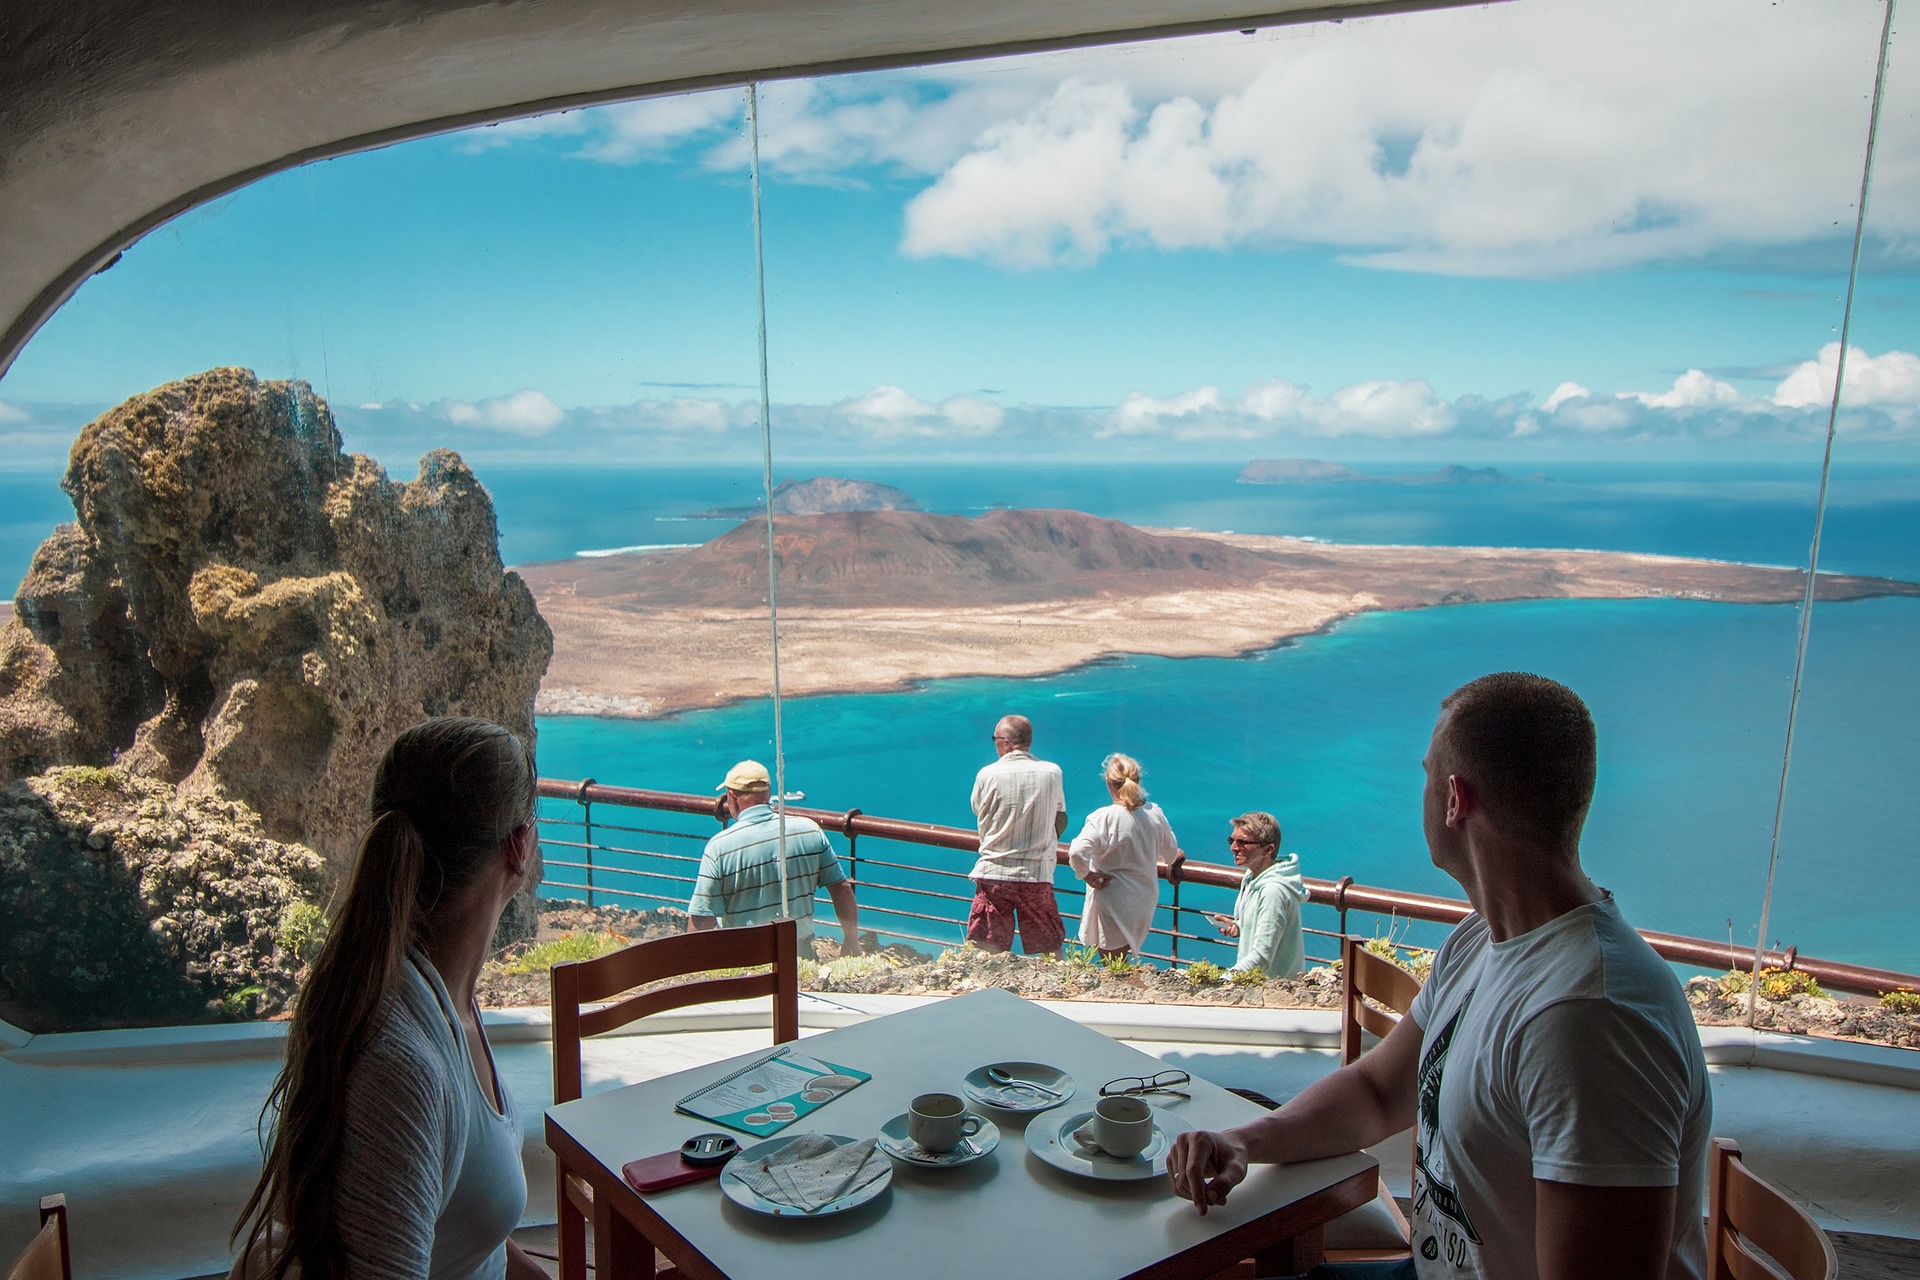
[1102, 951, 1136, 976]
[1716, 967, 1827, 1001]
[218, 984, 266, 1020]
[496, 930, 629, 976]
[1881, 988, 1920, 1015]
[1228, 965, 1268, 988]
[60, 764, 127, 790]
[1184, 959, 1225, 987]
[1061, 944, 1100, 972]
[1363, 932, 1435, 982]
[275, 901, 328, 965]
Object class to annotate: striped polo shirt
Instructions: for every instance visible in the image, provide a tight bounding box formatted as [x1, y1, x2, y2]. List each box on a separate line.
[687, 804, 847, 942]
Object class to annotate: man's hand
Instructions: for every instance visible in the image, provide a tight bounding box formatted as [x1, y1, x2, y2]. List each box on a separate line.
[1167, 1128, 1249, 1215]
[1210, 912, 1240, 938]
[1085, 871, 1114, 889]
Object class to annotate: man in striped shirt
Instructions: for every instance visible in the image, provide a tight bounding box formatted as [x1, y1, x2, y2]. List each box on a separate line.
[967, 715, 1069, 955]
[687, 760, 862, 957]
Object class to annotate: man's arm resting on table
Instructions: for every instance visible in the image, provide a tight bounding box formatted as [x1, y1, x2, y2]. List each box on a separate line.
[1536, 1180, 1676, 1280]
[827, 879, 862, 955]
[1168, 1009, 1423, 1214]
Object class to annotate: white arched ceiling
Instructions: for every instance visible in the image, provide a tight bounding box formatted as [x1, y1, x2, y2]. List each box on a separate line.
[0, 0, 1493, 378]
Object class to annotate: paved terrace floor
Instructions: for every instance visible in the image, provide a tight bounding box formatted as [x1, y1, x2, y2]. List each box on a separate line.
[3, 994, 1916, 1279]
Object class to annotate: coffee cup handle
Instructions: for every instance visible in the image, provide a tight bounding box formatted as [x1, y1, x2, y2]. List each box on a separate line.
[959, 1115, 983, 1137]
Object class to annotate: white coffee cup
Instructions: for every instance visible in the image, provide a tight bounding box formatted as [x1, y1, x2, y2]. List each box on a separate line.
[1092, 1095, 1154, 1158]
[908, 1093, 984, 1153]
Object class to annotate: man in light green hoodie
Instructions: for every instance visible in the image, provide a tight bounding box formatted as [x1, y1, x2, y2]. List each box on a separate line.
[1207, 811, 1308, 977]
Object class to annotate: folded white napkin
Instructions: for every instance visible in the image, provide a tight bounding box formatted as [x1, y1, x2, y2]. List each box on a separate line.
[733, 1134, 886, 1212]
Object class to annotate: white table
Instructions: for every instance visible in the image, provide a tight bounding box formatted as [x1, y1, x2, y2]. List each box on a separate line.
[545, 987, 1377, 1280]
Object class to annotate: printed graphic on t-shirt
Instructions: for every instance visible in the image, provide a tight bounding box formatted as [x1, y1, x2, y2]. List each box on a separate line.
[1412, 989, 1482, 1272]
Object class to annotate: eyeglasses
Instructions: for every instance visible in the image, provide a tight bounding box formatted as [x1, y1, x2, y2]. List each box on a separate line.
[1099, 1069, 1191, 1099]
[1227, 837, 1273, 848]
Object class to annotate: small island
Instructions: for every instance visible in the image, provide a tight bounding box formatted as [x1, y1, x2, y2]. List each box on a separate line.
[1238, 458, 1548, 484]
[687, 476, 924, 519]
[522, 507, 1918, 719]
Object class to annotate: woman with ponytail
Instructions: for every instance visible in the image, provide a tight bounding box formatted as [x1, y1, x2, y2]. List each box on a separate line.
[233, 717, 548, 1280]
[1066, 753, 1179, 959]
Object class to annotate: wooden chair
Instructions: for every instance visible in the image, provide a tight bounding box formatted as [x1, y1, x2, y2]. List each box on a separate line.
[549, 919, 800, 1280]
[1707, 1138, 1837, 1280]
[4, 1196, 71, 1280]
[1322, 935, 1425, 1262]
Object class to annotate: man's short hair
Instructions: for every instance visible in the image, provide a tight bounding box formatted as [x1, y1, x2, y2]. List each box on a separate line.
[995, 715, 1033, 748]
[1231, 811, 1281, 846]
[1439, 672, 1596, 845]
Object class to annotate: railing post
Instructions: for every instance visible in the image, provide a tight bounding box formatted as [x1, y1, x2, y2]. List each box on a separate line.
[1167, 853, 1185, 965]
[1334, 874, 1353, 945]
[842, 809, 862, 885]
[577, 778, 597, 909]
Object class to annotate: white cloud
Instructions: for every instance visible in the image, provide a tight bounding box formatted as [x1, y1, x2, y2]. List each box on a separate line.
[834, 385, 1004, 437]
[1772, 343, 1920, 409]
[433, 389, 564, 436]
[1542, 382, 1589, 413]
[0, 400, 27, 425]
[1628, 370, 1747, 410]
[899, 0, 1909, 275]
[580, 92, 742, 163]
[1104, 375, 1455, 439]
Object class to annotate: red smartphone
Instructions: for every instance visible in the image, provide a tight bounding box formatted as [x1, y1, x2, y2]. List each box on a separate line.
[622, 1134, 739, 1194]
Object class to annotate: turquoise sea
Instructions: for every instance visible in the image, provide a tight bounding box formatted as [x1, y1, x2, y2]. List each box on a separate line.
[4, 461, 1917, 973]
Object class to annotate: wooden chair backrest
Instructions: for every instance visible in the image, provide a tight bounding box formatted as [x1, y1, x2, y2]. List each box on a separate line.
[550, 919, 800, 1104]
[1340, 935, 1424, 1066]
[1707, 1138, 1837, 1280]
[4, 1197, 70, 1280]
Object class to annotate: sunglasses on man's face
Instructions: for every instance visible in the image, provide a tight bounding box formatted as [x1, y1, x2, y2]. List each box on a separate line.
[1099, 1069, 1192, 1099]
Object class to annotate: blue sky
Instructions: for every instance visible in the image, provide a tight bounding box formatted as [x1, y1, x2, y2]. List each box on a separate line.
[4, 0, 1920, 467]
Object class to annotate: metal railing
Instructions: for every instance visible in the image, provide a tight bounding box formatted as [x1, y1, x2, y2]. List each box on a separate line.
[534, 779, 1920, 998]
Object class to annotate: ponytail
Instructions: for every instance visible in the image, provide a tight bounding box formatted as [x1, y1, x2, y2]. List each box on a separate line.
[234, 718, 535, 1280]
[1103, 753, 1147, 810]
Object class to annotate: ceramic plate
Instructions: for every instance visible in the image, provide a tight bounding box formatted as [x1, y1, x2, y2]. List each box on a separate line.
[718, 1134, 893, 1217]
[876, 1112, 1001, 1167]
[1023, 1107, 1193, 1181]
[962, 1061, 1076, 1112]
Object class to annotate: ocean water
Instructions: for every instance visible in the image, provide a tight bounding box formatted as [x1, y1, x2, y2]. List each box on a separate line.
[5, 460, 1917, 972]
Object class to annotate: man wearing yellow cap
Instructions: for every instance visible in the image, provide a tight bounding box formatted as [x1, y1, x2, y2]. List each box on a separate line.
[687, 760, 862, 956]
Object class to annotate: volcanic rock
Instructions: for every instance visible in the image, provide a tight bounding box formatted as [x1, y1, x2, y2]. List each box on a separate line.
[688, 475, 924, 519]
[0, 765, 327, 1031]
[0, 368, 553, 876]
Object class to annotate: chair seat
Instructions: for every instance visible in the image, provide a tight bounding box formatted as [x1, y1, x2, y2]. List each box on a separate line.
[1322, 1189, 1411, 1253]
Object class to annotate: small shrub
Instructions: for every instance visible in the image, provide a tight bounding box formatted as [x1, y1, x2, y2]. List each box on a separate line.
[1102, 952, 1135, 976]
[63, 764, 126, 791]
[1717, 967, 1827, 1001]
[1184, 960, 1224, 987]
[1881, 988, 1920, 1015]
[276, 901, 328, 965]
[820, 953, 890, 982]
[1062, 945, 1099, 971]
[218, 984, 267, 1021]
[1363, 933, 1433, 982]
[497, 930, 627, 976]
[1228, 965, 1268, 988]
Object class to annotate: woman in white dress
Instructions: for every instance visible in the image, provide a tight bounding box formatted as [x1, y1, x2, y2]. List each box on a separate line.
[1067, 753, 1179, 958]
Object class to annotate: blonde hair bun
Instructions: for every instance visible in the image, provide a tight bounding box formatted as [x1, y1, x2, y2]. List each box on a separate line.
[1102, 752, 1147, 810]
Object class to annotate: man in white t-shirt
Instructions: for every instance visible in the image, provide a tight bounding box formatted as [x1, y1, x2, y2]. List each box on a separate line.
[967, 714, 1068, 955]
[1168, 672, 1711, 1280]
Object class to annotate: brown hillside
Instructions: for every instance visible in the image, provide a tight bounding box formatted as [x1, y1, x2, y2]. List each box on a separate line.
[535, 508, 1277, 607]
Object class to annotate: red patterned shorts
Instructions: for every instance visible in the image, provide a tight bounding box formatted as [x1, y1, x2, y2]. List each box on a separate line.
[966, 879, 1065, 955]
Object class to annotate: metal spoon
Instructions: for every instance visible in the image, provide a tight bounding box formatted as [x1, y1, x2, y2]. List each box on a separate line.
[987, 1066, 1065, 1099]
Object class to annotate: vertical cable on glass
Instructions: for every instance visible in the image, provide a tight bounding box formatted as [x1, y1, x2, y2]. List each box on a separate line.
[1749, 0, 1898, 1028]
[746, 82, 791, 920]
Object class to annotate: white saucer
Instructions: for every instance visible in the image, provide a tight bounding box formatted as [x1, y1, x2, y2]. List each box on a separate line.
[719, 1134, 892, 1217]
[962, 1061, 1076, 1112]
[1024, 1107, 1192, 1181]
[876, 1112, 1001, 1167]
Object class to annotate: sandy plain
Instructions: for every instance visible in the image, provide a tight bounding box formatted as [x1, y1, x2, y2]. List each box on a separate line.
[523, 529, 1920, 720]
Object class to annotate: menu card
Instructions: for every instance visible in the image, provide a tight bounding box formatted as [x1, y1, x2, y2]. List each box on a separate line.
[674, 1045, 871, 1137]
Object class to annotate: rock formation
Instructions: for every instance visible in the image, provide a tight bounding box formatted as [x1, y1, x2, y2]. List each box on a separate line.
[0, 369, 553, 987]
[0, 766, 326, 1031]
[688, 475, 925, 519]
